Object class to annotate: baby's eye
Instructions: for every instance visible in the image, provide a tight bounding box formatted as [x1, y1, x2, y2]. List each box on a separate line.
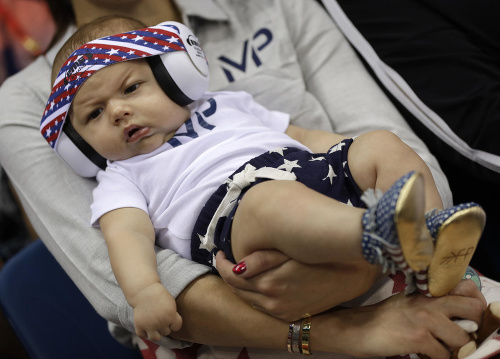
[124, 83, 139, 95]
[88, 108, 103, 121]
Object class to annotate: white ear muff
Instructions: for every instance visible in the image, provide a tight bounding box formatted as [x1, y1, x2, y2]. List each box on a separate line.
[147, 22, 209, 106]
[57, 131, 103, 177]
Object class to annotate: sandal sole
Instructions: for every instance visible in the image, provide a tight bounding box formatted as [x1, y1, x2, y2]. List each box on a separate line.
[427, 206, 486, 297]
[394, 172, 434, 272]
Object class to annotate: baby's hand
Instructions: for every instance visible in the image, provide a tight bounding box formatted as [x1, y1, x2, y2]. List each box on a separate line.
[132, 283, 183, 341]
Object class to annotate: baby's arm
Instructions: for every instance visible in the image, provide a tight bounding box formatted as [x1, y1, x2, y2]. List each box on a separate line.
[285, 124, 348, 153]
[99, 208, 182, 341]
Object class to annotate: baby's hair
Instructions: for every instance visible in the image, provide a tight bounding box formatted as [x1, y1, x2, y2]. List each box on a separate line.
[52, 15, 147, 85]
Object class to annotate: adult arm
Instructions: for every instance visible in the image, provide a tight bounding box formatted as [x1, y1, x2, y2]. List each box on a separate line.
[172, 277, 485, 357]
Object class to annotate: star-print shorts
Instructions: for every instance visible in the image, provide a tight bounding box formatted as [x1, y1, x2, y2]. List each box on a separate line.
[191, 138, 366, 272]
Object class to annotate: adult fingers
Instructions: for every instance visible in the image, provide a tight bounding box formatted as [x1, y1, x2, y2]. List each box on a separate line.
[410, 290, 485, 325]
[216, 250, 290, 293]
[427, 311, 472, 351]
[449, 279, 487, 308]
[376, 293, 473, 357]
[441, 294, 485, 326]
[216, 251, 255, 292]
[217, 250, 290, 279]
[408, 293, 484, 351]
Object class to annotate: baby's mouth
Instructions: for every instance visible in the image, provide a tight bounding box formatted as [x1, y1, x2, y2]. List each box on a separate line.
[124, 125, 150, 142]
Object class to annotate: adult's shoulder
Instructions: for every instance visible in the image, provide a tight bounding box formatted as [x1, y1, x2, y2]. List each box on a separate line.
[0, 56, 52, 127]
[0, 25, 74, 127]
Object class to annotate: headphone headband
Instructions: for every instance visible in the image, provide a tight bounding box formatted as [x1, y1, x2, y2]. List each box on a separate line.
[40, 21, 209, 177]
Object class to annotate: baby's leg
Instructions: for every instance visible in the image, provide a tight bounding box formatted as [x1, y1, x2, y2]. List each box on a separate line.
[231, 180, 368, 264]
[346, 130, 443, 211]
[230, 132, 437, 266]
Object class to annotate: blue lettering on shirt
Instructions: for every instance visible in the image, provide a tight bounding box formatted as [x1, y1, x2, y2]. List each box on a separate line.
[218, 28, 273, 83]
[168, 98, 217, 147]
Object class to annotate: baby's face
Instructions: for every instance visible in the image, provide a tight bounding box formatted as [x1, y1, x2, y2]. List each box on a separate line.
[69, 59, 190, 161]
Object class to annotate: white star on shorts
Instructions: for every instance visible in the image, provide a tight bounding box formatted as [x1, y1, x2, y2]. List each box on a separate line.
[329, 142, 346, 154]
[322, 164, 337, 184]
[277, 159, 302, 172]
[269, 147, 288, 156]
[309, 156, 326, 162]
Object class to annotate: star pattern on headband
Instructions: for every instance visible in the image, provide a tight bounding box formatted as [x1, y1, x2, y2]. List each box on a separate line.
[40, 23, 187, 149]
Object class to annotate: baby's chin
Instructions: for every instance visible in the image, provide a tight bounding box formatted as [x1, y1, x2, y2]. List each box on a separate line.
[115, 141, 168, 161]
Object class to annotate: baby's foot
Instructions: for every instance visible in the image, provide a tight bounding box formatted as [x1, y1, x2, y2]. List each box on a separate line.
[416, 203, 486, 297]
[361, 171, 434, 275]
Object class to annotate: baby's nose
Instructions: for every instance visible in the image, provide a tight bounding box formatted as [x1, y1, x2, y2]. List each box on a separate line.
[111, 104, 133, 124]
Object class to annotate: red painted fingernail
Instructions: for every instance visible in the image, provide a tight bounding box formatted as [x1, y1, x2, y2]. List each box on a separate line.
[233, 261, 247, 274]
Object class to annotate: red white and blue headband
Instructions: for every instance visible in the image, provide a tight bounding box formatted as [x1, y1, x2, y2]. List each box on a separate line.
[40, 21, 209, 177]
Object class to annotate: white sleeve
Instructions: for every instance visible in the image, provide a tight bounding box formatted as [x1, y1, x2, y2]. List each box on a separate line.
[91, 170, 149, 227]
[281, 0, 452, 206]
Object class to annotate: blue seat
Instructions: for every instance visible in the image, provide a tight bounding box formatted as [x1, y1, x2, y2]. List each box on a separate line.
[0, 240, 141, 359]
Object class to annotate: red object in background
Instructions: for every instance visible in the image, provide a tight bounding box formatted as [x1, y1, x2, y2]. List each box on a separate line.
[0, 0, 55, 84]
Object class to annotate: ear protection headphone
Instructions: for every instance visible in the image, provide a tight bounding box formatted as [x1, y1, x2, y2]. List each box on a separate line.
[40, 21, 209, 177]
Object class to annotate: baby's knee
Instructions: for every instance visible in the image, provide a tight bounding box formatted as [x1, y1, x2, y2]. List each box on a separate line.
[358, 130, 402, 147]
[358, 130, 416, 159]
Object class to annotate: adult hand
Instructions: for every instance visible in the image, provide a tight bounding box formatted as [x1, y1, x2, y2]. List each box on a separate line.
[216, 250, 381, 321]
[313, 282, 486, 358]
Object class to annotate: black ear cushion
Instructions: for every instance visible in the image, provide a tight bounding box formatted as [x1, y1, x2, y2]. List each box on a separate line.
[147, 56, 194, 107]
[63, 119, 107, 170]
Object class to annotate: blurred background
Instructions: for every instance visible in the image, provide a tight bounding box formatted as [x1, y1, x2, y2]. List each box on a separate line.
[0, 1, 54, 357]
[0, 0, 54, 267]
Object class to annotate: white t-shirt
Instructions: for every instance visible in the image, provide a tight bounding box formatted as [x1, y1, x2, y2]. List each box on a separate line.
[91, 91, 309, 258]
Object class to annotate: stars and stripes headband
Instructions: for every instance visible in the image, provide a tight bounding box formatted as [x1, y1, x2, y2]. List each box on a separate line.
[40, 21, 209, 177]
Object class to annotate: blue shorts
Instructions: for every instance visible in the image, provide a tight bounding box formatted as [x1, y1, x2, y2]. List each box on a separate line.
[191, 138, 365, 271]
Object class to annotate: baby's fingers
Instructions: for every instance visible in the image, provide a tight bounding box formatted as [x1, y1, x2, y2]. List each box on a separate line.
[136, 328, 147, 339]
[170, 312, 183, 332]
[136, 326, 162, 342]
[146, 330, 162, 342]
[158, 314, 183, 337]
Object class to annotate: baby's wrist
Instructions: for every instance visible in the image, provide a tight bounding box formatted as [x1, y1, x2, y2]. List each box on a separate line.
[129, 281, 165, 308]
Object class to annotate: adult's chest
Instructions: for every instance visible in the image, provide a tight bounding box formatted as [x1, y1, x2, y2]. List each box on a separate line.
[195, 3, 305, 114]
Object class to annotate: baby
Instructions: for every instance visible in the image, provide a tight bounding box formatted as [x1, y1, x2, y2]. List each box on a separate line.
[40, 16, 486, 341]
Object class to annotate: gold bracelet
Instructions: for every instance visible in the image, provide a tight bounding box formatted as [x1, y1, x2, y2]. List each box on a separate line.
[301, 316, 311, 355]
[292, 320, 302, 353]
[287, 322, 293, 353]
[287, 320, 302, 354]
